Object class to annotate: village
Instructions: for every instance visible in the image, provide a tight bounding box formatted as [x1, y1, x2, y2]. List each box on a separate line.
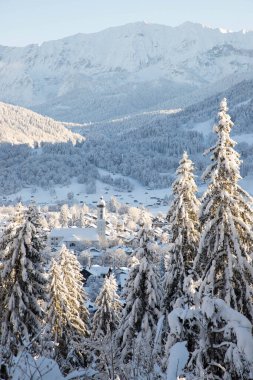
[46, 195, 170, 314]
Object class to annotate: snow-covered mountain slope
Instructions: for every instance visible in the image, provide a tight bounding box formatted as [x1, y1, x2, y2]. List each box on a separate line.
[67, 78, 253, 188]
[1, 22, 253, 122]
[0, 102, 83, 146]
[0, 79, 252, 196]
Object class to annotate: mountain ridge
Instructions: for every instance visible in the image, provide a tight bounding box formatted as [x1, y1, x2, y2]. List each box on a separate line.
[0, 102, 83, 146]
[1, 21, 253, 122]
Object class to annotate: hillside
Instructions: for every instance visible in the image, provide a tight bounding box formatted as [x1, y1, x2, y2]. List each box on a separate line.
[1, 22, 253, 122]
[68, 79, 253, 187]
[0, 102, 83, 146]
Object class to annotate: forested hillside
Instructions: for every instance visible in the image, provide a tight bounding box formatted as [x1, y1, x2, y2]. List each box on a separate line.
[0, 102, 83, 146]
[1, 79, 253, 195]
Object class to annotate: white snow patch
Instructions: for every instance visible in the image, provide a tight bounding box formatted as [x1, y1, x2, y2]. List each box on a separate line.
[166, 341, 189, 380]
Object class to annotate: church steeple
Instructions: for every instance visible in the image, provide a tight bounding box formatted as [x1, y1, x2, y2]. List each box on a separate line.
[97, 196, 106, 241]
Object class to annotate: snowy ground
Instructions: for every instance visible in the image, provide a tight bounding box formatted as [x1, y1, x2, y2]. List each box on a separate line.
[5, 168, 253, 216]
[6, 170, 172, 215]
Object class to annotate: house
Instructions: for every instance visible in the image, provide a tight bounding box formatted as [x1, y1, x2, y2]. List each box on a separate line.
[89, 247, 104, 265]
[82, 265, 112, 282]
[49, 227, 100, 250]
[115, 267, 130, 291]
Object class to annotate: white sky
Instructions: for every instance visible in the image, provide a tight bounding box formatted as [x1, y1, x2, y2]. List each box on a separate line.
[0, 0, 252, 46]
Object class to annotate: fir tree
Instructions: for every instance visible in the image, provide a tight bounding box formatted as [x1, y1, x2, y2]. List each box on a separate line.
[59, 204, 69, 227]
[194, 98, 253, 322]
[164, 152, 200, 311]
[58, 245, 89, 336]
[92, 274, 122, 339]
[91, 274, 122, 380]
[53, 245, 89, 372]
[46, 258, 70, 361]
[0, 205, 47, 362]
[166, 298, 253, 379]
[117, 229, 161, 377]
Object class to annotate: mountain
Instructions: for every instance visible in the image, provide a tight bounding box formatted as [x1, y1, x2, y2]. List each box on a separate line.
[0, 102, 90, 195]
[0, 79, 252, 196]
[68, 78, 253, 188]
[1, 22, 253, 122]
[0, 102, 83, 146]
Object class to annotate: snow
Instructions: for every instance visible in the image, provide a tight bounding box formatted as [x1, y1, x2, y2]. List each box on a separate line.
[1, 22, 253, 122]
[7, 173, 172, 216]
[0, 102, 83, 146]
[202, 297, 253, 363]
[117, 270, 130, 288]
[233, 133, 253, 144]
[166, 341, 189, 380]
[10, 353, 97, 380]
[49, 227, 99, 242]
[11, 354, 64, 380]
[191, 119, 213, 136]
[88, 265, 111, 277]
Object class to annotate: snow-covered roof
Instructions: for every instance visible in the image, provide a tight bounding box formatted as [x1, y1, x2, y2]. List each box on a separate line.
[49, 227, 99, 242]
[88, 265, 111, 277]
[116, 268, 130, 288]
[89, 248, 103, 257]
[118, 273, 128, 288]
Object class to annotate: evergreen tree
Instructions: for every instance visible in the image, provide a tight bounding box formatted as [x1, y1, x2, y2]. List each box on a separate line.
[164, 152, 200, 311]
[194, 98, 253, 322]
[47, 245, 90, 373]
[92, 274, 122, 339]
[91, 274, 122, 380]
[46, 258, 70, 361]
[165, 297, 253, 379]
[188, 297, 253, 379]
[117, 229, 161, 377]
[0, 205, 47, 362]
[58, 245, 89, 335]
[59, 204, 69, 227]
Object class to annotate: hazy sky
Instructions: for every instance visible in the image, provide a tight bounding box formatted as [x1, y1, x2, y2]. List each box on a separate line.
[0, 0, 252, 46]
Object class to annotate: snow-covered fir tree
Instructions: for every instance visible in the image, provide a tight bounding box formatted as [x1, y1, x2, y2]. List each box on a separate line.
[154, 153, 200, 373]
[0, 204, 47, 363]
[92, 274, 122, 339]
[188, 297, 253, 379]
[117, 229, 161, 378]
[59, 204, 69, 227]
[58, 245, 89, 335]
[46, 258, 71, 361]
[91, 274, 122, 379]
[165, 297, 253, 379]
[164, 152, 200, 311]
[194, 98, 253, 322]
[53, 245, 89, 372]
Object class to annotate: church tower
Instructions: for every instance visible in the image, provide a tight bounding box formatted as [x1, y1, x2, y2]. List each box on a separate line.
[97, 196, 106, 241]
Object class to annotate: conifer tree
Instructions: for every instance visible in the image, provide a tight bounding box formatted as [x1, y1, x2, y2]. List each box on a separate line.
[59, 204, 69, 227]
[0, 204, 47, 362]
[164, 152, 200, 311]
[46, 258, 70, 361]
[47, 245, 90, 372]
[117, 229, 161, 377]
[188, 297, 253, 379]
[91, 274, 122, 379]
[165, 297, 253, 379]
[92, 274, 122, 339]
[58, 245, 89, 336]
[194, 98, 253, 322]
